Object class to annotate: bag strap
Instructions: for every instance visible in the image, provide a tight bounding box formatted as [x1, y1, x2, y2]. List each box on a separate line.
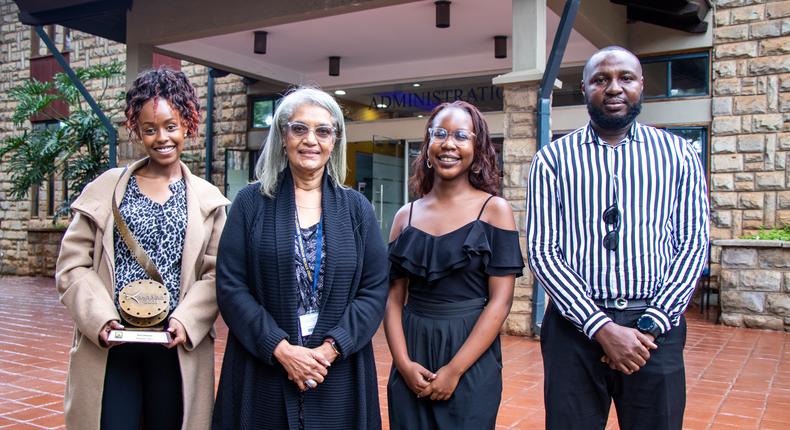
[111, 167, 165, 284]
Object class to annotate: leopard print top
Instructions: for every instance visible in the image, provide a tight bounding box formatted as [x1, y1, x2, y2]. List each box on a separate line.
[114, 175, 187, 314]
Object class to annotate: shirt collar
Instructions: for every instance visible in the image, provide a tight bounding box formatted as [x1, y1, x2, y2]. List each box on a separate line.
[580, 121, 643, 146]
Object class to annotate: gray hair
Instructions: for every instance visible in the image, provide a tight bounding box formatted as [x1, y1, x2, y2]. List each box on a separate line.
[255, 87, 348, 197]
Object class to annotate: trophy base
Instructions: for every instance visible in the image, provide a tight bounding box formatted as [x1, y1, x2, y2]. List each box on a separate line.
[109, 329, 171, 344]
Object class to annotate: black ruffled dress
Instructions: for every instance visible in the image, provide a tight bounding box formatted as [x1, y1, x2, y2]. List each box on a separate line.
[387, 197, 524, 430]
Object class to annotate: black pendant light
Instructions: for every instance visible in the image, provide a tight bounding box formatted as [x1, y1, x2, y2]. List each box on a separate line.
[329, 56, 341, 76]
[435, 1, 451, 28]
[253, 31, 267, 54]
[494, 35, 507, 59]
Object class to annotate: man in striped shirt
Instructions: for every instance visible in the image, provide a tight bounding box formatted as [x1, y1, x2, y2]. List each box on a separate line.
[526, 46, 709, 429]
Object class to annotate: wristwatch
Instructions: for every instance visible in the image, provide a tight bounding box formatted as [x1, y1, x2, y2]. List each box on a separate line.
[325, 337, 341, 357]
[636, 315, 662, 338]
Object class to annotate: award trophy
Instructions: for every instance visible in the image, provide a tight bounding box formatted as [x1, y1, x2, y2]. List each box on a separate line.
[109, 279, 172, 344]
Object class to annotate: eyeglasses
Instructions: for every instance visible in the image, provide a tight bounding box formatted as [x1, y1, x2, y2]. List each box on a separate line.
[285, 122, 337, 142]
[602, 204, 620, 251]
[428, 127, 475, 145]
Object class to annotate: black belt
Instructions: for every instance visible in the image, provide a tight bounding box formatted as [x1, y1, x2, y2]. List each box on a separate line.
[593, 298, 650, 311]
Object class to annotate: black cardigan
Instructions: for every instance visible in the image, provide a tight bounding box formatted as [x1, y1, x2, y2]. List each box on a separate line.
[212, 168, 388, 430]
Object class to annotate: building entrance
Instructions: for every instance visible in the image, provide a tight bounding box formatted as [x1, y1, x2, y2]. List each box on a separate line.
[347, 137, 406, 241]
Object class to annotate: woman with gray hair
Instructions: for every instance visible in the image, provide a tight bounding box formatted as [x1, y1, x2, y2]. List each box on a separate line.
[212, 87, 389, 429]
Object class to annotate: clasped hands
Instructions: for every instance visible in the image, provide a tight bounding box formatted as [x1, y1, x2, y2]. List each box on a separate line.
[274, 339, 339, 391]
[594, 322, 657, 375]
[398, 360, 462, 401]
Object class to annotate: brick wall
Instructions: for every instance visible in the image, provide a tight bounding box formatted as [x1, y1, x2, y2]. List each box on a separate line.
[710, 0, 790, 249]
[0, 0, 248, 276]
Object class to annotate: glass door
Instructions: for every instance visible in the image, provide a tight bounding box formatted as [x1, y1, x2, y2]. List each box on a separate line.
[371, 136, 405, 241]
[346, 137, 406, 241]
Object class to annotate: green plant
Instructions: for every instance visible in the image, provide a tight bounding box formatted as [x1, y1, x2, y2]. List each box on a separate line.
[0, 61, 124, 220]
[742, 225, 790, 241]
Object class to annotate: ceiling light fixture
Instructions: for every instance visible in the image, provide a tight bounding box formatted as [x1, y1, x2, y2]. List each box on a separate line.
[377, 103, 388, 109]
[329, 56, 341, 76]
[253, 31, 267, 54]
[334, 89, 346, 95]
[412, 83, 421, 87]
[494, 35, 507, 59]
[435, 1, 451, 28]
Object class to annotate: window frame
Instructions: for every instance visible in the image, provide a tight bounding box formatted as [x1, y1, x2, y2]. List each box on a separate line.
[640, 51, 710, 100]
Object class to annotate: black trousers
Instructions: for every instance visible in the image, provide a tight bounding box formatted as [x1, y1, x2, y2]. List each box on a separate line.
[100, 343, 183, 430]
[541, 303, 686, 430]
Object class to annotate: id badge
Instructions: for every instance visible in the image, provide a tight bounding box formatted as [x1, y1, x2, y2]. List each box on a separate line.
[299, 312, 319, 337]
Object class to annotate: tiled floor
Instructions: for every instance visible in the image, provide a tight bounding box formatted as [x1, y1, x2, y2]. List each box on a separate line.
[0, 277, 788, 429]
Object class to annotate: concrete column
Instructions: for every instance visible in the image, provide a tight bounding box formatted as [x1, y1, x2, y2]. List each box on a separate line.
[493, 0, 546, 86]
[125, 42, 153, 85]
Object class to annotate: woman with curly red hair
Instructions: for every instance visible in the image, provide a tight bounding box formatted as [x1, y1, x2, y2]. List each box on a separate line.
[384, 101, 524, 429]
[56, 67, 229, 430]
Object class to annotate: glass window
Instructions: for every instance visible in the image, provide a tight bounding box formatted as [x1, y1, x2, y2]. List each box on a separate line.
[553, 67, 584, 107]
[665, 126, 708, 173]
[670, 57, 707, 96]
[642, 61, 668, 98]
[553, 52, 710, 105]
[642, 52, 709, 99]
[224, 149, 259, 204]
[250, 97, 276, 129]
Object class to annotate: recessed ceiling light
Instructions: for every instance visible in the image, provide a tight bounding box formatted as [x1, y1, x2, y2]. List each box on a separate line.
[417, 115, 424, 118]
[334, 90, 346, 95]
[412, 83, 421, 87]
[376, 103, 388, 109]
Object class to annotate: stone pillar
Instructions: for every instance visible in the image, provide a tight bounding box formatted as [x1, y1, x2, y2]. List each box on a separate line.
[491, 0, 548, 336]
[710, 1, 790, 276]
[499, 82, 540, 337]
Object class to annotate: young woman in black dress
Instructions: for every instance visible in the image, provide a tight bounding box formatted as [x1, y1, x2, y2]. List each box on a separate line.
[384, 101, 524, 429]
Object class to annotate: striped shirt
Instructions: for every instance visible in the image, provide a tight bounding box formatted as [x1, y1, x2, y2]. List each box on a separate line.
[526, 121, 709, 339]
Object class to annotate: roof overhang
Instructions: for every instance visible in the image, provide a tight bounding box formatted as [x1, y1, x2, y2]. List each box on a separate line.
[14, 0, 132, 43]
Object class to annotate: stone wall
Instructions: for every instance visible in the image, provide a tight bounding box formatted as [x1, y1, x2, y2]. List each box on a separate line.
[499, 82, 539, 336]
[26, 223, 66, 277]
[0, 0, 248, 276]
[710, 0, 790, 249]
[716, 239, 790, 331]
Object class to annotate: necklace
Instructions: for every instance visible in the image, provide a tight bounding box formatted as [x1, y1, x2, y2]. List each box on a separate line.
[296, 204, 321, 209]
[294, 184, 321, 191]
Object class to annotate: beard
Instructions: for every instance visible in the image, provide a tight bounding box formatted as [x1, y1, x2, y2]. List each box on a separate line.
[585, 94, 643, 130]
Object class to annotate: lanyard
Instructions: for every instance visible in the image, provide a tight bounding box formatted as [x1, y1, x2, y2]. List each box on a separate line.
[295, 211, 323, 295]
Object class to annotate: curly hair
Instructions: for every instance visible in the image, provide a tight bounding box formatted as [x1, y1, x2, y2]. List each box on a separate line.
[411, 101, 500, 197]
[124, 67, 201, 138]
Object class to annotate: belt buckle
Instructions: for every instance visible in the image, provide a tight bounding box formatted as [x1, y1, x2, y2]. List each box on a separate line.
[614, 298, 628, 310]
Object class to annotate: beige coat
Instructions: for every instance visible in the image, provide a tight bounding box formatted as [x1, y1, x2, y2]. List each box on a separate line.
[55, 159, 229, 430]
